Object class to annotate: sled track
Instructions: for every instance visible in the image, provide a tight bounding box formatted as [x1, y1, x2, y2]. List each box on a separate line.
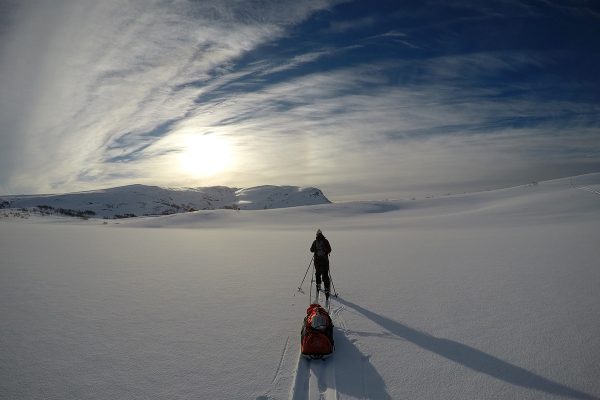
[289, 305, 344, 400]
[289, 354, 338, 400]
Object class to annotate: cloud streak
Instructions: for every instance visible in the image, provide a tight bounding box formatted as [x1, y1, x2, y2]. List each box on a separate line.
[0, 0, 342, 193]
[0, 0, 599, 199]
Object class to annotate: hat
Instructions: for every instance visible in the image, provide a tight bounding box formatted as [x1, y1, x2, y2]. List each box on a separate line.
[316, 229, 322, 235]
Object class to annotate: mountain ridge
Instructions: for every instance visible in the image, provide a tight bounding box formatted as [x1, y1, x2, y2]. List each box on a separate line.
[0, 184, 330, 219]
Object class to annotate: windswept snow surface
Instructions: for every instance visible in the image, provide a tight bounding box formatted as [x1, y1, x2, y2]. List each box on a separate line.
[1, 174, 600, 399]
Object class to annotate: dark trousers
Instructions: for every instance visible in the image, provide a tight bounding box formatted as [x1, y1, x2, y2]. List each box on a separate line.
[314, 257, 330, 293]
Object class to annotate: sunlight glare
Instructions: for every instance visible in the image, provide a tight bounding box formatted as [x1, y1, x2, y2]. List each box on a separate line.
[179, 134, 234, 178]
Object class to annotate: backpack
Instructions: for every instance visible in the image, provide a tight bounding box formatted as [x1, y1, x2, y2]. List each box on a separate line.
[315, 239, 328, 257]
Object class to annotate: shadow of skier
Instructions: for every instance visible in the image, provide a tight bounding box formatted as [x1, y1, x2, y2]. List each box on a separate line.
[333, 327, 392, 400]
[336, 296, 598, 400]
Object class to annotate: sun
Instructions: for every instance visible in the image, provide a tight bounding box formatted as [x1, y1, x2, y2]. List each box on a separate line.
[179, 134, 234, 178]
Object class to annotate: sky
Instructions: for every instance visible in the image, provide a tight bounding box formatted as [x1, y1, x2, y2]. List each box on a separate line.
[1, 0, 599, 200]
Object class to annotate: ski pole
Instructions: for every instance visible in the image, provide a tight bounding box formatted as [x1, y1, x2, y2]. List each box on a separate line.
[309, 262, 315, 305]
[328, 269, 338, 297]
[298, 256, 314, 292]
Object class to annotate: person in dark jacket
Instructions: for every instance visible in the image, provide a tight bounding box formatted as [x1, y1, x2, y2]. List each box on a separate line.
[310, 229, 332, 298]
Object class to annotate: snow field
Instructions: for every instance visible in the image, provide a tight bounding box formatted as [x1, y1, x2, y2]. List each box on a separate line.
[1, 174, 599, 399]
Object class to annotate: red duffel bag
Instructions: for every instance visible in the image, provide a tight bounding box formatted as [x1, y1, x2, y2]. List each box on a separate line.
[301, 303, 334, 359]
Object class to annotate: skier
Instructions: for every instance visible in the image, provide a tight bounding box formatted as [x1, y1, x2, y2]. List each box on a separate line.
[310, 229, 332, 299]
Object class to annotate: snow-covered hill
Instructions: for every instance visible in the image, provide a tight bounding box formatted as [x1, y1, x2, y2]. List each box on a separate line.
[0, 184, 330, 218]
[1, 173, 599, 400]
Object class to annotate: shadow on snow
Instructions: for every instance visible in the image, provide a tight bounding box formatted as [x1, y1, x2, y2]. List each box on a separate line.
[336, 297, 597, 400]
[333, 327, 392, 399]
[287, 327, 391, 400]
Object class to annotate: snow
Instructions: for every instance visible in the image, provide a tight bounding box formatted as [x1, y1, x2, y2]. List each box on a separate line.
[0, 184, 330, 218]
[1, 174, 599, 399]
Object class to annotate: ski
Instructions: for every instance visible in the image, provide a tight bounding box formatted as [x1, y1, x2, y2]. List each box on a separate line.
[313, 288, 320, 304]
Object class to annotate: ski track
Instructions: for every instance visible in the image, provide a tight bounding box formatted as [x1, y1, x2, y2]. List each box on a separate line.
[258, 336, 293, 400]
[309, 358, 337, 400]
[577, 185, 600, 197]
[272, 336, 291, 384]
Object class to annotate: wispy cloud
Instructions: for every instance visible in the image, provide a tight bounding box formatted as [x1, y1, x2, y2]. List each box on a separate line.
[259, 50, 333, 75]
[0, 0, 343, 193]
[122, 50, 598, 197]
[197, 45, 600, 194]
[1, 0, 598, 198]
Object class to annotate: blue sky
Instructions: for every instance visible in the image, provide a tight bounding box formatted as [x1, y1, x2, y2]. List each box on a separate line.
[1, 0, 599, 199]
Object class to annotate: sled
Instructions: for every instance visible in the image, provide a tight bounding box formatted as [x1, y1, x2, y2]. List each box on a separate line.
[301, 303, 334, 359]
